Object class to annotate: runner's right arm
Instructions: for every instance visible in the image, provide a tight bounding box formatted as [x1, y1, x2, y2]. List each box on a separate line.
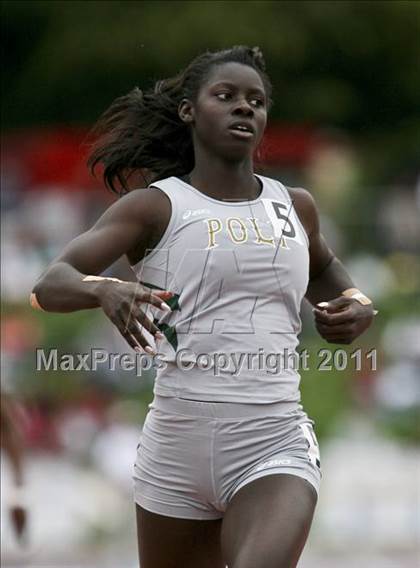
[31, 188, 172, 351]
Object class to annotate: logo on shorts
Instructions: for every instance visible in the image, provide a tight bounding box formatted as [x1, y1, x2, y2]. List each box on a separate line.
[255, 458, 292, 472]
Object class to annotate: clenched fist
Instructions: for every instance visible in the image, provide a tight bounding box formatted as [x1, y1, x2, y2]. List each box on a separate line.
[313, 296, 375, 345]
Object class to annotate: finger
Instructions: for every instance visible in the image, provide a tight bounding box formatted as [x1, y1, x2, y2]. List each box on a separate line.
[135, 287, 172, 311]
[122, 317, 155, 350]
[133, 309, 165, 339]
[152, 289, 174, 300]
[316, 321, 355, 335]
[129, 334, 156, 355]
[313, 307, 355, 326]
[124, 304, 164, 340]
[316, 323, 354, 342]
[133, 299, 160, 325]
[318, 296, 353, 313]
[316, 323, 353, 337]
[113, 315, 152, 353]
[122, 312, 164, 354]
[120, 326, 142, 351]
[126, 329, 155, 354]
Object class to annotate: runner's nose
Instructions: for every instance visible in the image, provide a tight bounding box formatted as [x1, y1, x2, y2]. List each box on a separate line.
[232, 99, 254, 117]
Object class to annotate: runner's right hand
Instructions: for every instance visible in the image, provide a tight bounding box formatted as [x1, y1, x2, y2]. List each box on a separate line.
[97, 280, 172, 353]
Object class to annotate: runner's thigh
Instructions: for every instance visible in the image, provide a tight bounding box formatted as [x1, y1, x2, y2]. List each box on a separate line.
[136, 505, 224, 568]
[221, 474, 317, 568]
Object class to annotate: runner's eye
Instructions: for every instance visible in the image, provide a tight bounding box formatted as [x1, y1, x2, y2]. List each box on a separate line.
[216, 93, 232, 101]
[250, 98, 265, 108]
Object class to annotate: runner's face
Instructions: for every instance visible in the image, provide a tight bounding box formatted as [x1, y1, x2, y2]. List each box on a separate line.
[189, 62, 268, 160]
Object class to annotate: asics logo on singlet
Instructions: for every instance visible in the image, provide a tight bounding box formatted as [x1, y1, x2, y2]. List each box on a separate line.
[182, 208, 211, 220]
[255, 458, 292, 471]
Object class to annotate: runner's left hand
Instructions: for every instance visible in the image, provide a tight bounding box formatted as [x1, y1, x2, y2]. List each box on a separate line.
[312, 296, 375, 344]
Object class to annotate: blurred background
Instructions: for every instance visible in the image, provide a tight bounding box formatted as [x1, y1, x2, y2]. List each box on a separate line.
[1, 1, 419, 566]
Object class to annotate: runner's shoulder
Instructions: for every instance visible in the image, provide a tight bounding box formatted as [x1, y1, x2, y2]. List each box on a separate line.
[286, 186, 319, 238]
[109, 186, 171, 228]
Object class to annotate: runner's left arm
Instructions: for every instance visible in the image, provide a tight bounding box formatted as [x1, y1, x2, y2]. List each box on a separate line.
[290, 187, 375, 344]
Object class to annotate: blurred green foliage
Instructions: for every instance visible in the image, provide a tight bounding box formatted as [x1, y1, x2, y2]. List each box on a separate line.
[2, 0, 420, 181]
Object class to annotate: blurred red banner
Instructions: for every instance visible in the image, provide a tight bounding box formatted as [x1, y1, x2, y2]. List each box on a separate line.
[2, 124, 322, 191]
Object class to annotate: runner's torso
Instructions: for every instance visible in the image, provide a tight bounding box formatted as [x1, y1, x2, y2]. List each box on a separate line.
[131, 174, 309, 403]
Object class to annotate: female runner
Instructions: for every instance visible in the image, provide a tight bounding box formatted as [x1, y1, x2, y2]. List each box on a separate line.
[31, 46, 375, 568]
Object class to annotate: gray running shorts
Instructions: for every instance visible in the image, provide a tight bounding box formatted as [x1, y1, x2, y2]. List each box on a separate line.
[133, 395, 322, 520]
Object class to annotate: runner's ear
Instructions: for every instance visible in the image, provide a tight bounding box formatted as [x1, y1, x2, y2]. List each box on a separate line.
[178, 98, 195, 124]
